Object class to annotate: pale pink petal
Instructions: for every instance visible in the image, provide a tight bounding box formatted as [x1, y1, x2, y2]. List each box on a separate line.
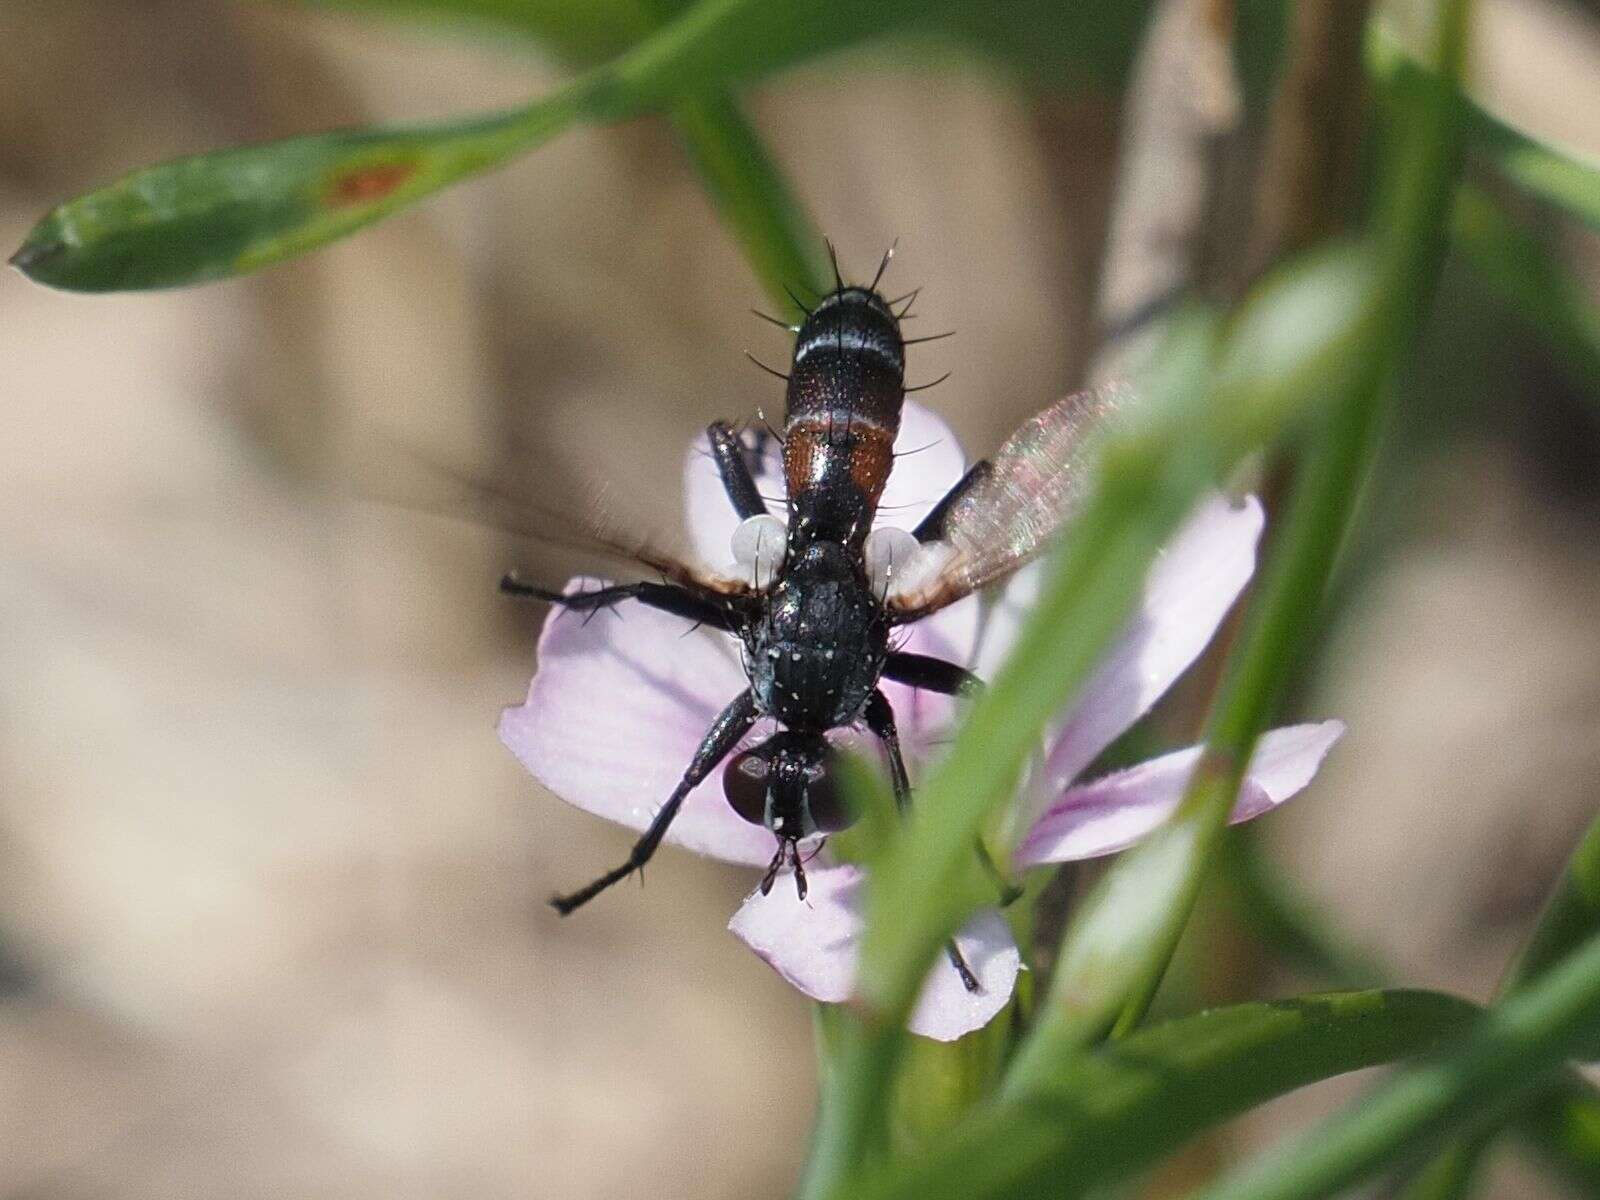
[1035, 495, 1265, 807]
[878, 595, 979, 758]
[499, 578, 776, 866]
[681, 400, 966, 571]
[729, 864, 1021, 1041]
[1014, 720, 1344, 867]
[682, 425, 785, 569]
[875, 400, 968, 535]
[868, 408, 980, 752]
[970, 560, 1046, 682]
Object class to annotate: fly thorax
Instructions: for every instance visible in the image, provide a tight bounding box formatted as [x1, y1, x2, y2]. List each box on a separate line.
[744, 544, 888, 728]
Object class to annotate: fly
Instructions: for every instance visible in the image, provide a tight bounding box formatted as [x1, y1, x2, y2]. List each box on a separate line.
[501, 248, 1120, 992]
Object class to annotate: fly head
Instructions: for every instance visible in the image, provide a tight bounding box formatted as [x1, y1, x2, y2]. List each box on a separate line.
[723, 731, 850, 900]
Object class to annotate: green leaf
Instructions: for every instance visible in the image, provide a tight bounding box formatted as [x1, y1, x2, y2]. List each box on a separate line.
[1398, 812, 1600, 1200]
[1450, 185, 1600, 398]
[1184, 930, 1600, 1200]
[300, 3, 831, 311]
[1511, 813, 1600, 1013]
[850, 990, 1479, 1200]
[998, 247, 1388, 1091]
[667, 92, 830, 306]
[926, 0, 1153, 89]
[10, 96, 583, 291]
[1012, 0, 1472, 1073]
[294, 0, 667, 65]
[13, 0, 945, 291]
[1368, 22, 1600, 232]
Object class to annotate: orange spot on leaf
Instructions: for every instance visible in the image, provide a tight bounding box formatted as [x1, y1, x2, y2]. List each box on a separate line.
[326, 161, 418, 206]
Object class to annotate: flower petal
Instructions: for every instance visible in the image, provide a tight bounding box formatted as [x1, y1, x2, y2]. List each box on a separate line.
[874, 400, 968, 535]
[970, 559, 1046, 682]
[681, 400, 966, 570]
[728, 864, 1020, 1041]
[1036, 494, 1265, 803]
[878, 595, 980, 758]
[499, 578, 776, 866]
[1014, 720, 1345, 867]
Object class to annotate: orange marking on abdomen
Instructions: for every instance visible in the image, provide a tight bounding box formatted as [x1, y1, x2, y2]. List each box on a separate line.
[782, 419, 896, 507]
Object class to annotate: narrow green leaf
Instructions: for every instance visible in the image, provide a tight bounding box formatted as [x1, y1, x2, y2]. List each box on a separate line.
[1510, 812, 1600, 1020]
[1450, 185, 1600, 397]
[581, 0, 954, 121]
[667, 92, 830, 307]
[298, 2, 830, 314]
[852, 990, 1479, 1200]
[294, 0, 665, 64]
[1016, 0, 1472, 1068]
[926, 0, 1153, 89]
[1368, 22, 1600, 232]
[1184, 931, 1600, 1200]
[10, 95, 582, 291]
[859, 311, 1223, 1020]
[1400, 810, 1600, 1199]
[1001, 248, 1386, 1092]
[14, 0, 943, 291]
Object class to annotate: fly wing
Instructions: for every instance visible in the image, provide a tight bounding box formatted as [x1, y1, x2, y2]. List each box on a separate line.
[887, 382, 1127, 620]
[348, 427, 754, 598]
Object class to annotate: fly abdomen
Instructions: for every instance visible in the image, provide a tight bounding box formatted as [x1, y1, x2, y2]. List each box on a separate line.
[783, 286, 905, 548]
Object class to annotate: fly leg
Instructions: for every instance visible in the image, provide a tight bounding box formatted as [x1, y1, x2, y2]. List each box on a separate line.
[880, 657, 1022, 906]
[912, 460, 992, 542]
[883, 651, 984, 697]
[708, 420, 769, 520]
[864, 690, 981, 994]
[501, 576, 739, 632]
[551, 690, 759, 915]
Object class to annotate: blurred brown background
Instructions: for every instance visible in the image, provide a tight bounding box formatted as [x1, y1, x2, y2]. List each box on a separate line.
[1, 1, 1598, 1196]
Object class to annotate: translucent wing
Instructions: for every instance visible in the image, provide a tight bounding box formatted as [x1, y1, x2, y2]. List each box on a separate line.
[886, 382, 1127, 621]
[348, 427, 755, 598]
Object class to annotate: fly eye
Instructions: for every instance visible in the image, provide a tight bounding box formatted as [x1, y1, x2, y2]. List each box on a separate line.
[722, 750, 770, 826]
[731, 514, 787, 586]
[804, 759, 853, 834]
[862, 526, 920, 596]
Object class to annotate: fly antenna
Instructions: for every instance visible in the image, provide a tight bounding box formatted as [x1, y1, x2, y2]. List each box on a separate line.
[869, 238, 898, 292]
[745, 351, 791, 382]
[824, 238, 844, 292]
[905, 371, 952, 393]
[751, 308, 799, 332]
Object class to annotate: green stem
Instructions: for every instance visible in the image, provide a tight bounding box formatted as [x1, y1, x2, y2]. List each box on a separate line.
[1182, 930, 1600, 1200]
[1103, 0, 1470, 1038]
[802, 314, 1228, 1200]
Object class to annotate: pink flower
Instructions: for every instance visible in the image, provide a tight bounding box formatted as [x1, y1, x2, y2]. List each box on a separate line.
[500, 402, 1343, 1040]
